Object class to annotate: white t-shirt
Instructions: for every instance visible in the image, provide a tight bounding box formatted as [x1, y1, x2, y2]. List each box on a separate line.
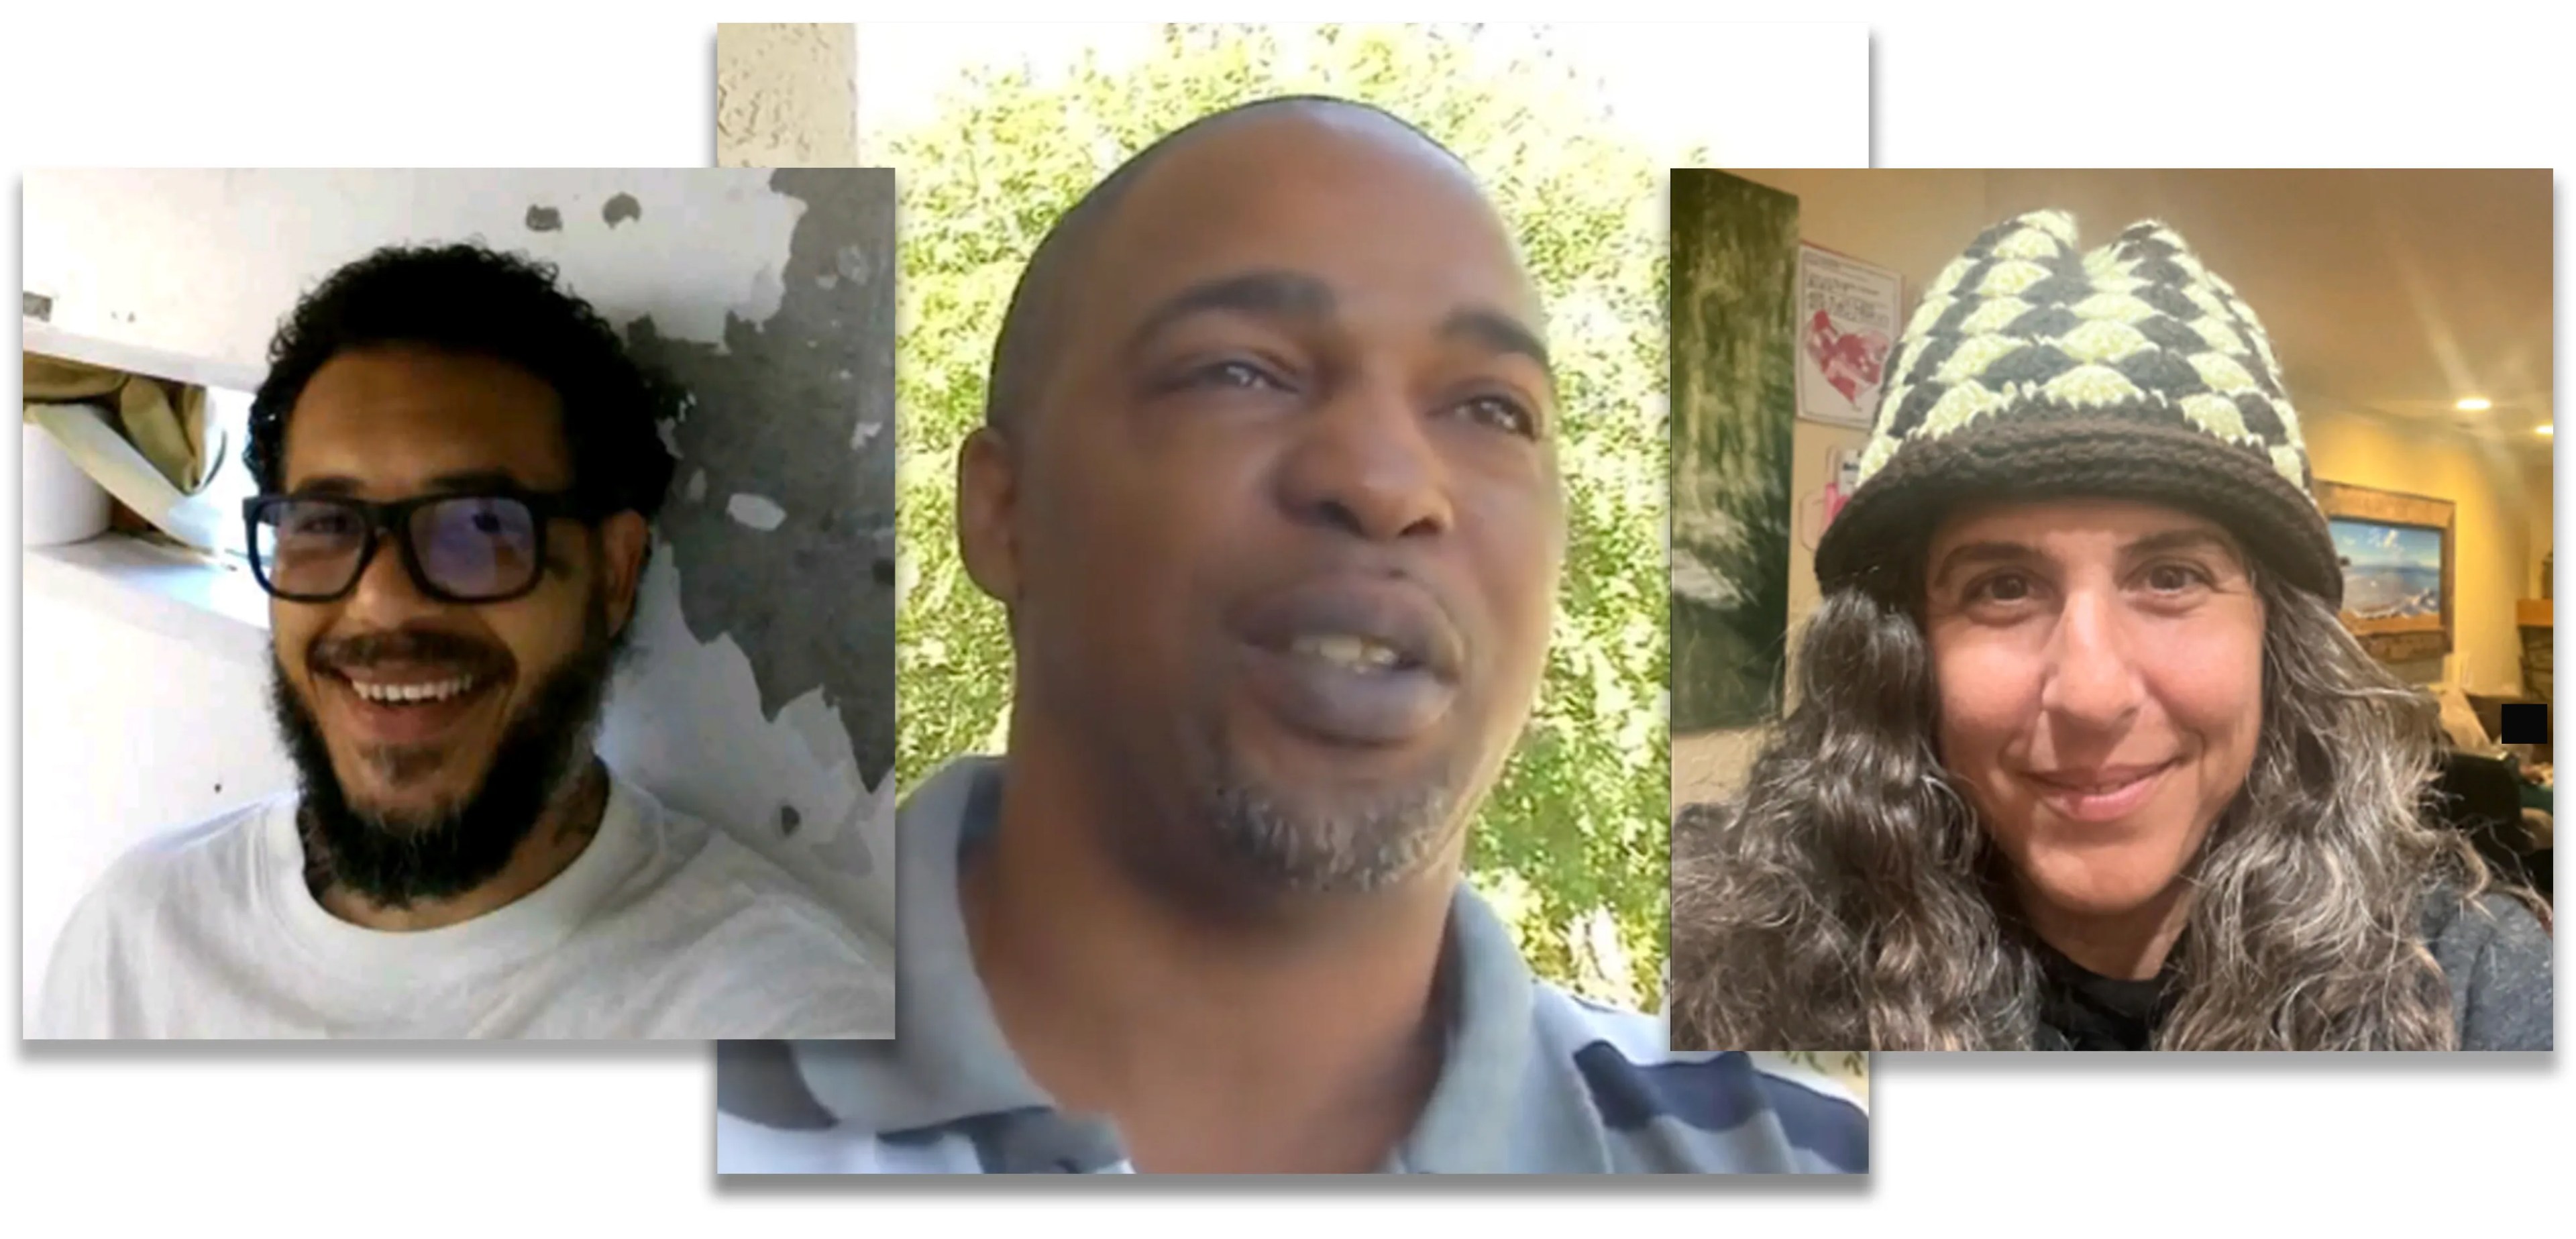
[34, 775, 895, 1040]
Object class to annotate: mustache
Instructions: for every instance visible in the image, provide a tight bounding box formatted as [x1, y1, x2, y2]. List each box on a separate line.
[308, 627, 511, 676]
[270, 602, 618, 910]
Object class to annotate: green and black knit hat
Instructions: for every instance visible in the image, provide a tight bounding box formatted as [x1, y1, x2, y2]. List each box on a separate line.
[1814, 210, 2341, 606]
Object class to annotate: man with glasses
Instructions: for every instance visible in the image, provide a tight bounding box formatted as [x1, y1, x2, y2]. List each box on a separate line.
[35, 244, 892, 1039]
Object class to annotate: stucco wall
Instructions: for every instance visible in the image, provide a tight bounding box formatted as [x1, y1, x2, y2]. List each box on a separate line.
[716, 23, 858, 168]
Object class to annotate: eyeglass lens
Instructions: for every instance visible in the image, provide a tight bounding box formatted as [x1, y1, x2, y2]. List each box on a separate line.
[251, 496, 542, 601]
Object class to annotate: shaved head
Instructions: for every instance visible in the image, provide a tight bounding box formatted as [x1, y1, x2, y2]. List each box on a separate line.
[982, 95, 1483, 436]
[953, 89, 1560, 904]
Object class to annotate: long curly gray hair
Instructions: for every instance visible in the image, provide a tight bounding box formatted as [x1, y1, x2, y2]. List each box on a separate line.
[1671, 565, 2533, 1051]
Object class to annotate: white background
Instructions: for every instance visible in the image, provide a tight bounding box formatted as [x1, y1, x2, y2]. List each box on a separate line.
[5, 2, 2565, 1232]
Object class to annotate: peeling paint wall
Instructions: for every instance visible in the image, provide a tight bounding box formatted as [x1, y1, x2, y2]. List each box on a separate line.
[716, 23, 858, 168]
[21, 168, 900, 941]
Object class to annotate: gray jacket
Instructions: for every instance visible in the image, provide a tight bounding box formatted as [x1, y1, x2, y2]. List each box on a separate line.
[2426, 890, 2554, 1051]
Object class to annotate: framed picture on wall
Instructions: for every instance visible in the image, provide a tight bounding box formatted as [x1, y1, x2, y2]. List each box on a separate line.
[1794, 243, 1902, 430]
[2316, 480, 2455, 664]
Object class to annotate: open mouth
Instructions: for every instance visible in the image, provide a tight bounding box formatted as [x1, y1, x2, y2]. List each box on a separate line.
[322, 663, 505, 747]
[1230, 576, 1464, 747]
[344, 674, 484, 705]
[1285, 633, 1424, 676]
[1237, 578, 1462, 682]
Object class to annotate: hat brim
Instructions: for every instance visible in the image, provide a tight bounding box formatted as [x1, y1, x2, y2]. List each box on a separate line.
[1814, 411, 2343, 607]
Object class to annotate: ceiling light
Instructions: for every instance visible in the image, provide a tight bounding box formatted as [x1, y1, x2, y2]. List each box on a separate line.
[2457, 397, 2493, 411]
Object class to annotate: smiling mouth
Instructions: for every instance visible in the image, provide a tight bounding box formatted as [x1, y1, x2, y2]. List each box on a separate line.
[2023, 761, 2177, 822]
[2030, 765, 2167, 793]
[342, 674, 486, 704]
[321, 663, 506, 749]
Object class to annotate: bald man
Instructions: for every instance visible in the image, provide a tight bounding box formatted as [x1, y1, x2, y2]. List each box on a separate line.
[716, 96, 1868, 1175]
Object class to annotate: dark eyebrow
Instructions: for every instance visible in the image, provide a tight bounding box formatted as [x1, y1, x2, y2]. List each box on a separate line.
[2125, 527, 2246, 565]
[1929, 540, 2039, 590]
[288, 476, 364, 498]
[1441, 307, 1555, 393]
[285, 469, 533, 500]
[1931, 526, 2249, 590]
[1120, 270, 1336, 361]
[423, 469, 536, 494]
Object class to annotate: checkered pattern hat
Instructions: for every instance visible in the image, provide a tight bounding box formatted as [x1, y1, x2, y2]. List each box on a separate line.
[1813, 210, 2341, 605]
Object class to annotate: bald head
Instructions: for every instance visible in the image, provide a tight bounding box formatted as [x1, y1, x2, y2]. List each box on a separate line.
[951, 91, 1562, 902]
[981, 95, 1507, 435]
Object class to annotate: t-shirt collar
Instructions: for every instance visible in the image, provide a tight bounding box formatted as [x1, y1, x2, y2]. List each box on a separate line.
[257, 769, 656, 983]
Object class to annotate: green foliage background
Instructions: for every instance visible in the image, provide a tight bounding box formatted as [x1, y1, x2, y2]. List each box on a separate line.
[892, 24, 1674, 1009]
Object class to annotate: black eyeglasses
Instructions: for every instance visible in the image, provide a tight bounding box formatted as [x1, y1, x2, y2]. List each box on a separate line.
[242, 490, 592, 604]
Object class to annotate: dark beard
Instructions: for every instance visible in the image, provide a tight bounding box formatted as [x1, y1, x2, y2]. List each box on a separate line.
[1190, 717, 1466, 896]
[269, 602, 616, 910]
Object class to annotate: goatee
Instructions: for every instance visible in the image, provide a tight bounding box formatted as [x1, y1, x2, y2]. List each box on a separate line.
[270, 602, 616, 910]
[1193, 719, 1466, 896]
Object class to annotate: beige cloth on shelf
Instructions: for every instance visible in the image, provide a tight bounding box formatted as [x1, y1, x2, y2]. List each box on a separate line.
[21, 354, 215, 494]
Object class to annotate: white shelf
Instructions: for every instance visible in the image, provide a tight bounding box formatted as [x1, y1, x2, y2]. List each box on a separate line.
[23, 533, 270, 669]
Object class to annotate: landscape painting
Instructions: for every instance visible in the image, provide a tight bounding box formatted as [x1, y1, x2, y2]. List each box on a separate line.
[2316, 480, 2455, 663]
[2332, 519, 2445, 624]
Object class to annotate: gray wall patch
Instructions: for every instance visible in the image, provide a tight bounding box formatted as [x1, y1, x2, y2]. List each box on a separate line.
[624, 168, 898, 788]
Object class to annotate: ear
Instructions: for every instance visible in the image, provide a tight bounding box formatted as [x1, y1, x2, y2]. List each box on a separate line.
[956, 426, 1022, 607]
[595, 510, 651, 639]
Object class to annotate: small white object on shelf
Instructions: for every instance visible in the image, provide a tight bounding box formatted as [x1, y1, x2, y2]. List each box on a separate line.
[20, 415, 114, 546]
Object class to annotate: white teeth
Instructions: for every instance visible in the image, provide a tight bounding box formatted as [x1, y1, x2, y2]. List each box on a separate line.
[349, 676, 476, 704]
[1289, 634, 1401, 671]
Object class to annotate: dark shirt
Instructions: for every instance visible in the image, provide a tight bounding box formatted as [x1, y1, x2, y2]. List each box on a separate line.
[2033, 944, 2177, 1051]
[2030, 887, 2553, 1051]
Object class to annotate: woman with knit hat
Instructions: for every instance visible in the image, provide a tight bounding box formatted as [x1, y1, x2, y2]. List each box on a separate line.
[1670, 211, 2552, 1052]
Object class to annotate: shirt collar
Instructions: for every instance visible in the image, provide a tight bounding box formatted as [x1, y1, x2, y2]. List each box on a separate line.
[790, 755, 1539, 1169]
[793, 757, 1039, 1132]
[260, 768, 655, 981]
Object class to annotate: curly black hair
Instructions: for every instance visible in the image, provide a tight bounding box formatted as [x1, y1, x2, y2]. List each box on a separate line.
[246, 243, 680, 521]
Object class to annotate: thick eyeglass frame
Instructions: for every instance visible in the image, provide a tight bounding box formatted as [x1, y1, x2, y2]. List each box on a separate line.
[241, 489, 597, 604]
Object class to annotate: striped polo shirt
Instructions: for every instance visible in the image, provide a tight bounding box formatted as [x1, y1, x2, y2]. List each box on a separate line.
[715, 757, 1868, 1175]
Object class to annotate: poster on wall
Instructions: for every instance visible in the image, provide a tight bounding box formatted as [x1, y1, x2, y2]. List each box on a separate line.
[1795, 243, 1902, 430]
[1670, 170, 1799, 733]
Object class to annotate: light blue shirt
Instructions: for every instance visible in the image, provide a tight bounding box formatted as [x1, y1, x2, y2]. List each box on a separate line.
[716, 756, 1868, 1174]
